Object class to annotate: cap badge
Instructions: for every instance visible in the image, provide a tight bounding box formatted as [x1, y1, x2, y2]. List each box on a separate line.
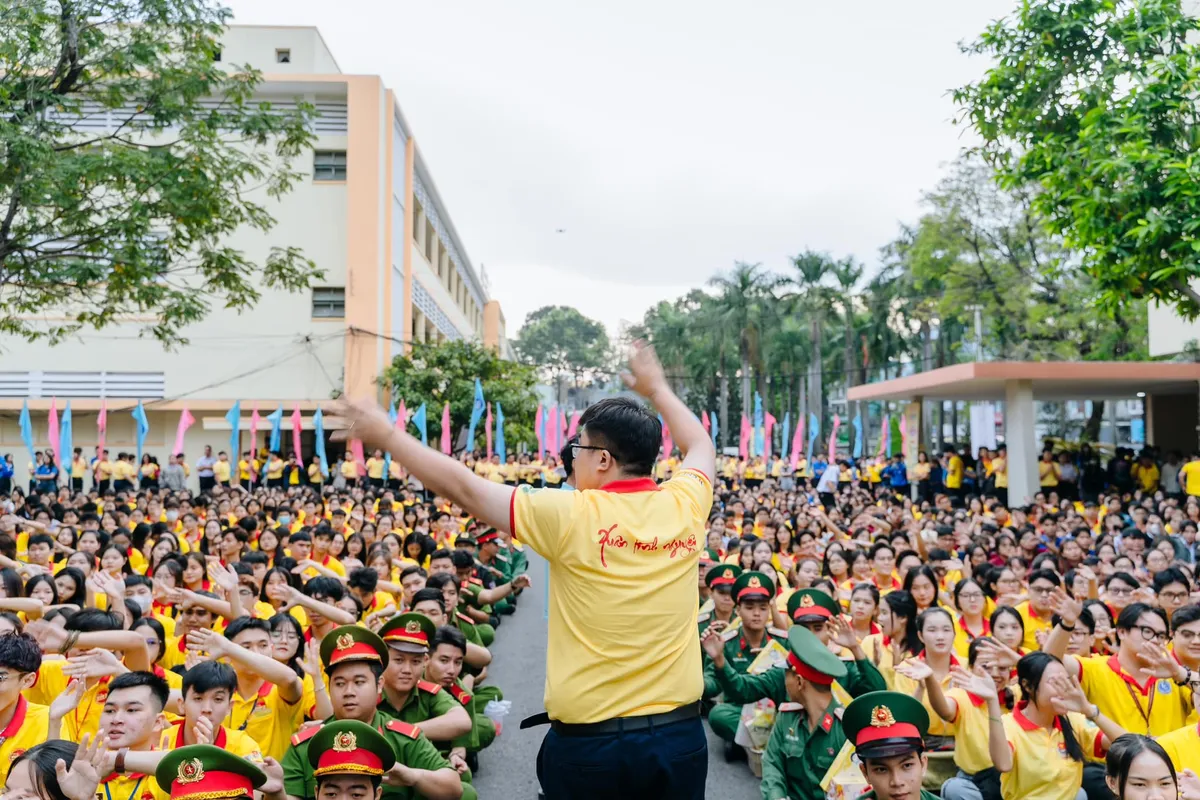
[870, 705, 896, 728]
[333, 731, 358, 752]
[177, 759, 205, 784]
[747, 576, 761, 589]
[799, 594, 815, 608]
[405, 621, 422, 634]
[335, 633, 354, 651]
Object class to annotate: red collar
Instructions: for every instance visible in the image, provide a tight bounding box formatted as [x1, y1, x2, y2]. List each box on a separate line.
[597, 477, 659, 494]
[1106, 655, 1156, 695]
[1013, 702, 1062, 732]
[959, 617, 990, 638]
[869, 621, 881, 636]
[0, 696, 27, 740]
[873, 574, 899, 590]
[966, 691, 986, 707]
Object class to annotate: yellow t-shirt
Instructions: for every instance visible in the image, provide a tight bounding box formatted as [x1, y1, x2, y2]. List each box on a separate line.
[1132, 463, 1160, 493]
[945, 455, 964, 489]
[510, 468, 712, 724]
[266, 459, 285, 480]
[1016, 600, 1052, 652]
[95, 459, 113, 480]
[1182, 461, 1200, 496]
[1001, 707, 1103, 800]
[1158, 721, 1200, 774]
[1077, 654, 1194, 735]
[70, 457, 87, 479]
[158, 719, 264, 761]
[0, 698, 49, 785]
[222, 681, 305, 762]
[303, 555, 346, 579]
[213, 460, 232, 482]
[308, 464, 324, 484]
[366, 457, 385, 480]
[993, 457, 1008, 489]
[944, 687, 996, 774]
[1039, 461, 1059, 487]
[100, 768, 164, 800]
[238, 460, 252, 481]
[340, 460, 358, 479]
[26, 664, 110, 740]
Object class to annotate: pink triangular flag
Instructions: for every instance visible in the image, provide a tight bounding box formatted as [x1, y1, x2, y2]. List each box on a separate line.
[47, 398, 60, 457]
[485, 403, 494, 459]
[701, 410, 710, 434]
[173, 407, 195, 455]
[350, 438, 367, 476]
[828, 414, 841, 460]
[291, 405, 303, 457]
[97, 400, 107, 457]
[567, 411, 580, 439]
[764, 412, 777, 461]
[738, 414, 751, 460]
[440, 402, 452, 455]
[790, 415, 805, 470]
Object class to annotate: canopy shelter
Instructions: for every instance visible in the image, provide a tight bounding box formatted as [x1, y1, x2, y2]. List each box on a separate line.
[847, 361, 1200, 506]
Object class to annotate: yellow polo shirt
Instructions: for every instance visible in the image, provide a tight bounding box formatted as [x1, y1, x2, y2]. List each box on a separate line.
[945, 455, 964, 489]
[1001, 706, 1104, 800]
[0, 698, 49, 785]
[993, 457, 1008, 488]
[213, 460, 232, 483]
[1016, 600, 1052, 652]
[1076, 654, 1193, 735]
[221, 680, 305, 762]
[1182, 461, 1200, 496]
[510, 468, 712, 724]
[25, 661, 113, 739]
[943, 688, 997, 774]
[99, 770, 164, 800]
[1158, 721, 1200, 773]
[366, 457, 385, 480]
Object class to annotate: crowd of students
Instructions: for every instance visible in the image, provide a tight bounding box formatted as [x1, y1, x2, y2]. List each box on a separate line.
[0, 442, 540, 800]
[688, 447, 1200, 800]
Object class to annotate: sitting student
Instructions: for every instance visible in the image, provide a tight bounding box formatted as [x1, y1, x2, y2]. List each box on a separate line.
[159, 660, 265, 760]
[0, 632, 49, 784]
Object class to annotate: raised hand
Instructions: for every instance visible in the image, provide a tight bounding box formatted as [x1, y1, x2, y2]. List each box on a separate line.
[895, 659, 934, 683]
[700, 625, 724, 661]
[193, 714, 215, 745]
[1180, 769, 1200, 800]
[1136, 641, 1186, 681]
[186, 627, 225, 658]
[207, 559, 238, 594]
[974, 637, 1021, 670]
[50, 679, 86, 721]
[512, 574, 532, 590]
[299, 642, 323, 679]
[1047, 673, 1092, 717]
[619, 340, 669, 400]
[1048, 587, 1082, 626]
[328, 398, 396, 450]
[26, 619, 69, 653]
[948, 665, 998, 700]
[260, 758, 285, 795]
[829, 616, 861, 650]
[64, 649, 127, 680]
[56, 732, 108, 800]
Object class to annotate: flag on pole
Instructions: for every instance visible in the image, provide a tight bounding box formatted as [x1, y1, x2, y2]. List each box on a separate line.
[132, 401, 149, 464]
[350, 438, 367, 477]
[711, 411, 719, 447]
[383, 402, 397, 480]
[701, 410, 710, 435]
[534, 403, 544, 457]
[828, 414, 841, 461]
[806, 412, 819, 467]
[411, 404, 428, 445]
[790, 414, 804, 470]
[764, 412, 777, 461]
[59, 402, 73, 473]
[567, 411, 580, 440]
[225, 402, 241, 464]
[753, 393, 764, 456]
[495, 403, 507, 462]
[267, 405, 284, 453]
[546, 405, 558, 456]
[899, 415, 908, 457]
[738, 414, 751, 459]
[249, 404, 261, 459]
[440, 402, 452, 455]
[852, 412, 864, 459]
[48, 398, 60, 458]
[780, 413, 791, 467]
[485, 403, 494, 459]
[173, 407, 195, 456]
[397, 400, 408, 430]
[19, 401, 35, 466]
[97, 400, 107, 457]
[467, 379, 485, 452]
[313, 408, 329, 477]
[291, 406, 303, 457]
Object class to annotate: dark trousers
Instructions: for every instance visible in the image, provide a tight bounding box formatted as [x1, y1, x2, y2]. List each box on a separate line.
[199, 476, 215, 493]
[536, 716, 706, 800]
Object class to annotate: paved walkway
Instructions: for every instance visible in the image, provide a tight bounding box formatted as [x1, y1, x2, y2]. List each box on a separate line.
[472, 550, 760, 799]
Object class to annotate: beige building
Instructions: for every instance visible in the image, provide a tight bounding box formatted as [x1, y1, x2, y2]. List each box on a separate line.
[0, 26, 508, 473]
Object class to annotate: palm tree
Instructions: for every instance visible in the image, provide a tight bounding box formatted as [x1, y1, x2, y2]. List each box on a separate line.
[786, 251, 836, 428]
[708, 263, 778, 420]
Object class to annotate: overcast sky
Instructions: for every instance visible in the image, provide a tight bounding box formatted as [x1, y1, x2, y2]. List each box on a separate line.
[226, 0, 1016, 338]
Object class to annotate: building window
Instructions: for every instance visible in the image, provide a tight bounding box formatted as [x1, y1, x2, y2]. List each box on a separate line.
[313, 150, 347, 181]
[275, 49, 291, 63]
[213, 48, 222, 62]
[312, 287, 345, 318]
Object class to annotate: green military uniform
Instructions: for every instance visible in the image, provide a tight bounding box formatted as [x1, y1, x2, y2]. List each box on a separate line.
[760, 626, 850, 800]
[458, 581, 496, 646]
[842, 691, 935, 800]
[708, 588, 887, 743]
[477, 529, 517, 615]
[156, 744, 265, 800]
[706, 570, 789, 744]
[697, 563, 741, 638]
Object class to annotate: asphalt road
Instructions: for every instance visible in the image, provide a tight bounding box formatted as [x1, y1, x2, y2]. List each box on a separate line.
[472, 550, 760, 800]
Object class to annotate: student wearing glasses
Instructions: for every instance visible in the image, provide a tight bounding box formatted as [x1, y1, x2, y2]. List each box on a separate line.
[1171, 605, 1200, 673]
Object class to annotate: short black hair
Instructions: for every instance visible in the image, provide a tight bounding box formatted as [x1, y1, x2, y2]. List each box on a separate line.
[432, 625, 467, 656]
[560, 434, 578, 478]
[125, 574, 152, 591]
[1027, 569, 1061, 588]
[242, 551, 268, 568]
[576, 397, 660, 477]
[1106, 571, 1139, 590]
[450, 550, 474, 570]
[224, 616, 270, 642]
[411, 588, 446, 613]
[1171, 604, 1200, 629]
[28, 534, 54, 550]
[1153, 567, 1192, 594]
[429, 549, 454, 564]
[108, 670, 170, 711]
[348, 568, 378, 594]
[0, 632, 42, 673]
[65, 608, 122, 633]
[1116, 603, 1169, 634]
[183, 660, 237, 697]
[304, 576, 345, 602]
[399, 565, 426, 581]
[425, 573, 458, 593]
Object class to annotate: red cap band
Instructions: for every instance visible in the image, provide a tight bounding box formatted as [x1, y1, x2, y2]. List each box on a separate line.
[787, 651, 834, 686]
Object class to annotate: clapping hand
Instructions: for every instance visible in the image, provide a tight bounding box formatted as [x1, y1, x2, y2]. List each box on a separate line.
[448, 748, 469, 775]
[512, 574, 532, 590]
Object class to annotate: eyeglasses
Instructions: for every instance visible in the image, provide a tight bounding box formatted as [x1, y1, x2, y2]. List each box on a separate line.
[1029, 584, 1057, 596]
[270, 629, 299, 642]
[1106, 586, 1134, 596]
[1176, 629, 1200, 643]
[1132, 625, 1169, 644]
[1158, 590, 1188, 603]
[957, 592, 984, 601]
[569, 444, 607, 458]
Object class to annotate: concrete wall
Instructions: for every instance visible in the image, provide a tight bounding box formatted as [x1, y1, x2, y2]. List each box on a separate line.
[1148, 393, 1198, 452]
[219, 27, 341, 74]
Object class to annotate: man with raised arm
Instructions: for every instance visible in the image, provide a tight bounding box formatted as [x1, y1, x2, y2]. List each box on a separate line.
[331, 342, 716, 799]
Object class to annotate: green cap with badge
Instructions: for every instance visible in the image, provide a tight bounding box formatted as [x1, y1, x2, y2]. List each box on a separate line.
[319, 624, 389, 671]
[787, 588, 839, 622]
[842, 690, 929, 760]
[783, 624, 847, 686]
[378, 612, 436, 654]
[705, 563, 742, 590]
[156, 745, 266, 800]
[732, 570, 775, 603]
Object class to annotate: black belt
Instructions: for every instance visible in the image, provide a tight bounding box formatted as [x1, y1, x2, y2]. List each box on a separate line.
[520, 702, 701, 737]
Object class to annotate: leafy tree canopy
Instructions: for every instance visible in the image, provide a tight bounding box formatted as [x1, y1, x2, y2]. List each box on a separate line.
[955, 0, 1200, 318]
[512, 305, 611, 379]
[379, 339, 539, 451]
[0, 0, 323, 346]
